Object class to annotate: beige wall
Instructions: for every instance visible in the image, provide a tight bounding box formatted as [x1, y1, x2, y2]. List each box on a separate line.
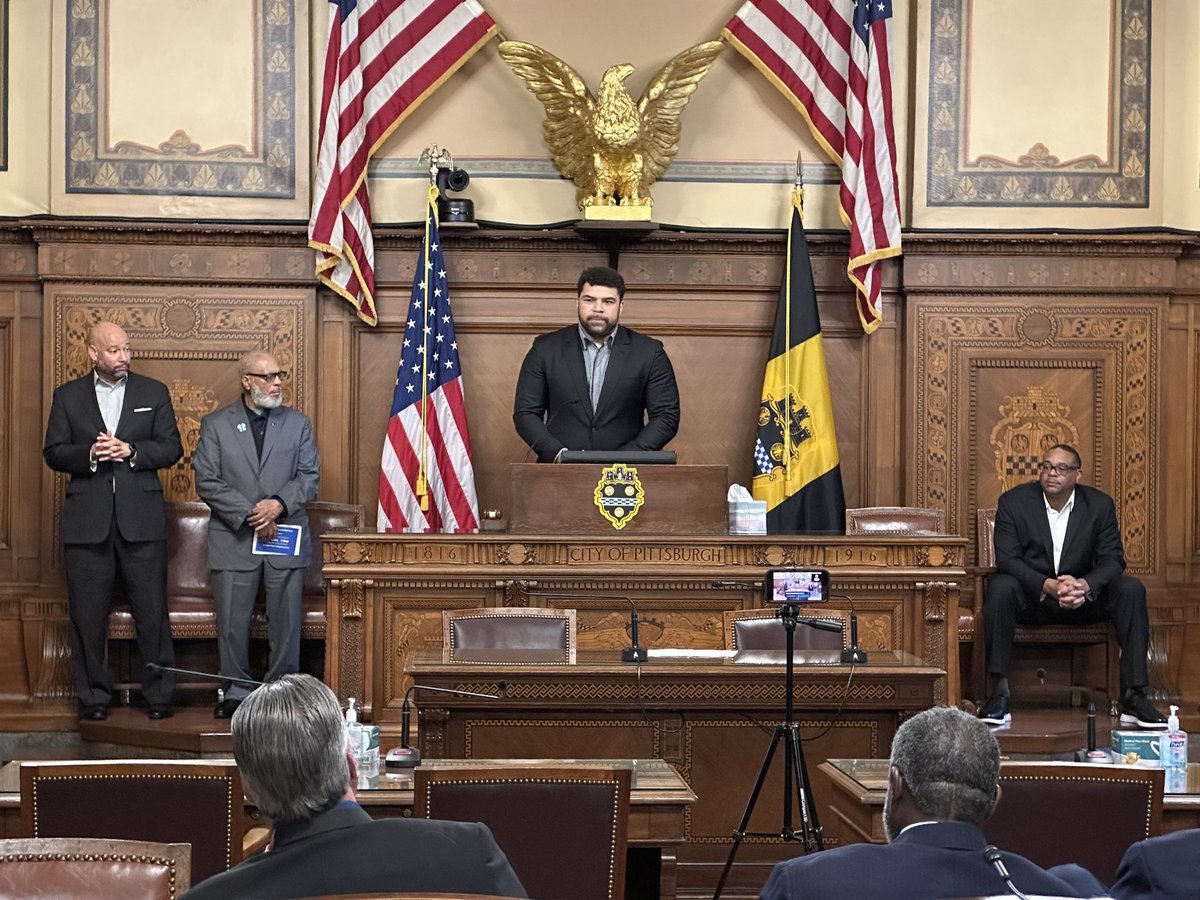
[1, 1, 1194, 232]
[0, 0, 52, 214]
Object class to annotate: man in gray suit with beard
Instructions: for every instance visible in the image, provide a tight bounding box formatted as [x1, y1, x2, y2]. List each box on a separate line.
[193, 350, 320, 718]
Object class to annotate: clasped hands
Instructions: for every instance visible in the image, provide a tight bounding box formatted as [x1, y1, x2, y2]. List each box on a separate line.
[91, 431, 132, 463]
[247, 498, 284, 541]
[1045, 574, 1090, 610]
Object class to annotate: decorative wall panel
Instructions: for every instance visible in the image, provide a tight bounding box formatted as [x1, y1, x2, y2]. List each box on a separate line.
[911, 296, 1161, 573]
[926, 0, 1151, 207]
[45, 287, 310, 532]
[63, 0, 298, 198]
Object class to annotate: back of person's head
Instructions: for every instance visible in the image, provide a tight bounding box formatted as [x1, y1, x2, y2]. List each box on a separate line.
[577, 266, 625, 299]
[231, 674, 350, 822]
[889, 706, 999, 825]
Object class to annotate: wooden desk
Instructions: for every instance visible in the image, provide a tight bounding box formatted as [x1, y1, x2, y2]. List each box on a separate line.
[322, 531, 968, 722]
[358, 758, 695, 900]
[406, 649, 942, 898]
[819, 758, 1200, 844]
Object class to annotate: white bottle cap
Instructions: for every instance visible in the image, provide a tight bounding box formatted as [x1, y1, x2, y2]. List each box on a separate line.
[1168, 704, 1179, 732]
[346, 697, 358, 725]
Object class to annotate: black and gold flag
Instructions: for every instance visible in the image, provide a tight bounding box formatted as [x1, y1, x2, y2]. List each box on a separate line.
[752, 190, 846, 534]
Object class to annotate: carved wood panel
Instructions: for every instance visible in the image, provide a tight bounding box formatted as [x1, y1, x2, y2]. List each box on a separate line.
[911, 298, 1162, 574]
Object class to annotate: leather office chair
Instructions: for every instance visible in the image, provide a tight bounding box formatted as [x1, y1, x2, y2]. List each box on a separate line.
[415, 765, 630, 900]
[20, 759, 268, 885]
[984, 761, 1164, 887]
[844, 506, 946, 535]
[442, 607, 577, 664]
[971, 506, 1118, 705]
[0, 837, 191, 899]
[722, 607, 848, 652]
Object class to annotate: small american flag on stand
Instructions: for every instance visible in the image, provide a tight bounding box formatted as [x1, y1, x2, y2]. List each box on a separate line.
[378, 184, 479, 533]
[308, 0, 497, 326]
[724, 0, 902, 333]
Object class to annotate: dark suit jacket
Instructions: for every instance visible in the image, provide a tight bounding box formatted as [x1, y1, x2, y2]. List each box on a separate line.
[180, 802, 527, 899]
[993, 481, 1126, 600]
[1110, 828, 1200, 900]
[193, 400, 320, 571]
[513, 324, 680, 462]
[759, 821, 1107, 900]
[43, 371, 182, 544]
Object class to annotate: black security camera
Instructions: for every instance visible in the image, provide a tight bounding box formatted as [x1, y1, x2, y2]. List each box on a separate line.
[435, 165, 473, 222]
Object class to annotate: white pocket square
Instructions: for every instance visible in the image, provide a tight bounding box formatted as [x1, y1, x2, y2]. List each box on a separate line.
[134, 407, 152, 412]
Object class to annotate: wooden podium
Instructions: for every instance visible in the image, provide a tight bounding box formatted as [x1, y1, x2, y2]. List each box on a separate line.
[506, 462, 729, 534]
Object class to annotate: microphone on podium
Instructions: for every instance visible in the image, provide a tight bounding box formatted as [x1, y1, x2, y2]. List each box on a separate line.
[385, 683, 504, 769]
[522, 590, 648, 663]
[829, 595, 868, 664]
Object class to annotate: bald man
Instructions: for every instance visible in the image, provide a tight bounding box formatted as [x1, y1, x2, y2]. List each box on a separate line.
[193, 350, 319, 718]
[44, 322, 182, 720]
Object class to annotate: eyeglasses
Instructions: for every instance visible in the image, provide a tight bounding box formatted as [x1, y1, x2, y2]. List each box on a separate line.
[245, 371, 287, 383]
[1037, 462, 1079, 475]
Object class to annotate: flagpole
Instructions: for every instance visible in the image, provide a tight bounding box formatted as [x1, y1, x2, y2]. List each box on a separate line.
[784, 152, 804, 490]
[415, 182, 440, 513]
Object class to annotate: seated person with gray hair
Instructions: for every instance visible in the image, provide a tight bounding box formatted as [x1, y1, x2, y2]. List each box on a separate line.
[760, 706, 1107, 900]
[182, 674, 526, 899]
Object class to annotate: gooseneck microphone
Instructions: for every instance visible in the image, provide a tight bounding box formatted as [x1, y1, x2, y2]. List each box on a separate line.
[523, 589, 647, 663]
[829, 594, 868, 664]
[145, 663, 263, 688]
[983, 845, 1031, 900]
[386, 683, 504, 769]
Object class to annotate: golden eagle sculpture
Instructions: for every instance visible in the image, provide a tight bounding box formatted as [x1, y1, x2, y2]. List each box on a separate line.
[498, 39, 724, 219]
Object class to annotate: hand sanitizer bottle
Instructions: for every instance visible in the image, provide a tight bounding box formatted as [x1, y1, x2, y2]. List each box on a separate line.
[1160, 705, 1188, 793]
[345, 697, 364, 765]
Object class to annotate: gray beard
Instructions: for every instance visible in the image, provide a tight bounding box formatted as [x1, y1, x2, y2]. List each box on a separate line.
[250, 385, 283, 410]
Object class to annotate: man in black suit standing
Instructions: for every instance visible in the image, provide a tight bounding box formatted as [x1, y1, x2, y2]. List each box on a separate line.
[43, 321, 181, 720]
[181, 674, 527, 899]
[978, 443, 1165, 728]
[513, 266, 680, 462]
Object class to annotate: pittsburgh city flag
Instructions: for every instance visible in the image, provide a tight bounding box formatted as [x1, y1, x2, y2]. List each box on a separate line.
[309, 0, 497, 326]
[752, 190, 846, 534]
[378, 185, 480, 533]
[724, 0, 901, 333]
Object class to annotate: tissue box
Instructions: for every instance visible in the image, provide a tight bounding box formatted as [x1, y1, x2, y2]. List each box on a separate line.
[729, 500, 767, 535]
[1111, 730, 1162, 766]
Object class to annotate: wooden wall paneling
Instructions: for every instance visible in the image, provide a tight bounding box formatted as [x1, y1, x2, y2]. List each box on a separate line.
[315, 289, 357, 503]
[904, 236, 1177, 564]
[0, 232, 42, 586]
[913, 296, 1163, 574]
[355, 229, 869, 526]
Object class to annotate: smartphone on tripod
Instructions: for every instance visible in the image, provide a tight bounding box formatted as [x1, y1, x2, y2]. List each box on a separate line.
[763, 567, 829, 605]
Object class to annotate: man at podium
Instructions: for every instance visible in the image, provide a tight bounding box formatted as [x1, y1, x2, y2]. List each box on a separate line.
[513, 266, 680, 462]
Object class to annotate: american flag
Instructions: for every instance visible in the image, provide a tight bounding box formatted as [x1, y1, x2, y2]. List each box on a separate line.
[308, 0, 497, 326]
[724, 0, 901, 333]
[378, 185, 479, 533]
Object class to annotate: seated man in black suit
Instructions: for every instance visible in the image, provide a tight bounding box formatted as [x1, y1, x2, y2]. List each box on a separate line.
[513, 265, 680, 462]
[1110, 828, 1200, 900]
[182, 674, 526, 899]
[978, 443, 1165, 729]
[760, 706, 1107, 900]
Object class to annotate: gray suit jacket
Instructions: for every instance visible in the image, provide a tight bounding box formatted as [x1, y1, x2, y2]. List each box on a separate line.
[193, 399, 320, 571]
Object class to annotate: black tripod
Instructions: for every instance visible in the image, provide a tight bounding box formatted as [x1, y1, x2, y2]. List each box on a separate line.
[712, 602, 824, 899]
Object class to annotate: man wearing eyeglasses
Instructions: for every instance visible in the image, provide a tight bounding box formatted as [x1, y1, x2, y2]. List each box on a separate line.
[193, 350, 320, 718]
[978, 444, 1165, 729]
